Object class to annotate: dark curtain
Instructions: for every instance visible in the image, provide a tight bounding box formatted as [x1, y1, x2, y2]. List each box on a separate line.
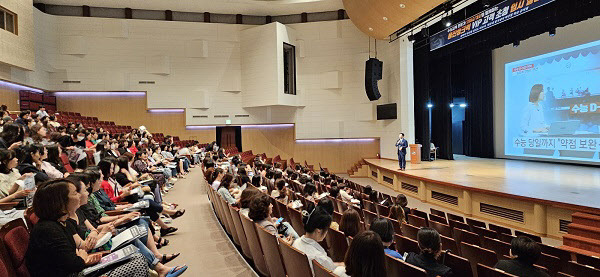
[429, 55, 454, 160]
[215, 127, 222, 147]
[234, 126, 242, 152]
[413, 0, 600, 160]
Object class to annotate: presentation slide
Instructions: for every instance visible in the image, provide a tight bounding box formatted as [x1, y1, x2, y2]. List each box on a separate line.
[505, 39, 600, 164]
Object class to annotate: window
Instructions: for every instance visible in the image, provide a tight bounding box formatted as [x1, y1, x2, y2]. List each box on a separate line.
[283, 42, 296, 95]
[0, 6, 17, 35]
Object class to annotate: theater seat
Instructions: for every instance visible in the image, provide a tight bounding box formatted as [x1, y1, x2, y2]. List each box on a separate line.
[477, 263, 518, 277]
[0, 219, 30, 277]
[278, 238, 313, 277]
[255, 225, 287, 277]
[312, 259, 336, 277]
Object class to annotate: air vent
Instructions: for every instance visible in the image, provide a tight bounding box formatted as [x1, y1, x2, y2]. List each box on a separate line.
[383, 176, 393, 184]
[214, 115, 229, 118]
[401, 182, 418, 194]
[480, 203, 524, 223]
[431, 191, 458, 206]
[371, 171, 377, 178]
[235, 114, 250, 118]
[138, 81, 156, 84]
[63, 80, 81, 83]
[192, 115, 208, 118]
[559, 219, 571, 233]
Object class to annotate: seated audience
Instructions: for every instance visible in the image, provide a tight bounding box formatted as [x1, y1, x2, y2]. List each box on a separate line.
[292, 205, 338, 274]
[238, 187, 260, 218]
[26, 179, 150, 277]
[15, 144, 50, 184]
[0, 149, 33, 203]
[405, 227, 453, 277]
[317, 197, 339, 230]
[388, 194, 409, 224]
[271, 179, 290, 203]
[494, 236, 550, 277]
[248, 193, 299, 240]
[333, 230, 387, 277]
[370, 218, 402, 259]
[339, 208, 362, 237]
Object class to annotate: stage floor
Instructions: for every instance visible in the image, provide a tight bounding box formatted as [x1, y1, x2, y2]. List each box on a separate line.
[365, 156, 600, 210]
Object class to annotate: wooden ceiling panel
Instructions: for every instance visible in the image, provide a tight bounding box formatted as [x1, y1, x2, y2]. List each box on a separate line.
[342, 0, 446, 39]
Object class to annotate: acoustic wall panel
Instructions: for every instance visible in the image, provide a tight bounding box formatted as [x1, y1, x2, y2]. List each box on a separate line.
[184, 40, 209, 58]
[146, 55, 170, 75]
[59, 36, 87, 55]
[320, 70, 342, 89]
[102, 20, 129, 38]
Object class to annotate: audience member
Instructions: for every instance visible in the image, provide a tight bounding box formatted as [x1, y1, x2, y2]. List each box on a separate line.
[370, 218, 402, 259]
[292, 206, 338, 274]
[405, 227, 453, 277]
[494, 236, 549, 277]
[333, 230, 387, 277]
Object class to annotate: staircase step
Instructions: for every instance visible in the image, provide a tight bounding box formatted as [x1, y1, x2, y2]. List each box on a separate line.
[563, 234, 600, 254]
[572, 212, 600, 228]
[569, 223, 600, 240]
[561, 245, 600, 257]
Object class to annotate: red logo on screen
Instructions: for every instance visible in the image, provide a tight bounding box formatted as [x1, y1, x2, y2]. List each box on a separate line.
[512, 64, 534, 73]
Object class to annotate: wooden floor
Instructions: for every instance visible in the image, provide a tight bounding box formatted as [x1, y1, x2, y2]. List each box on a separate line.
[365, 156, 600, 210]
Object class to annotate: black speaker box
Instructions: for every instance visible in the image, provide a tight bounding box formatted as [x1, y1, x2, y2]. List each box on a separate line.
[365, 58, 383, 101]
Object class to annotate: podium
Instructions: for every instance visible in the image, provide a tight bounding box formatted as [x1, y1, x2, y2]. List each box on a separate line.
[410, 144, 422, 164]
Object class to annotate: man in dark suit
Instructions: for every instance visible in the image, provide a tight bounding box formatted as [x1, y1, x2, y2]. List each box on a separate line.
[395, 133, 408, 171]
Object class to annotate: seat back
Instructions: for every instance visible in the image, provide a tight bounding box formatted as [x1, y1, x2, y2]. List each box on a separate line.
[472, 225, 498, 241]
[239, 214, 270, 276]
[565, 261, 600, 276]
[481, 236, 511, 261]
[255, 225, 287, 277]
[539, 243, 571, 272]
[401, 223, 420, 240]
[449, 219, 471, 231]
[514, 230, 542, 243]
[394, 234, 420, 254]
[325, 228, 348, 263]
[429, 221, 453, 237]
[411, 209, 429, 220]
[375, 203, 390, 217]
[447, 213, 465, 223]
[278, 238, 313, 277]
[477, 263, 518, 277]
[363, 209, 378, 227]
[444, 251, 473, 277]
[440, 235, 459, 255]
[312, 259, 336, 277]
[576, 253, 600, 269]
[460, 242, 498, 275]
[363, 200, 377, 214]
[466, 218, 487, 230]
[222, 202, 240, 246]
[275, 200, 291, 224]
[385, 254, 427, 277]
[429, 213, 448, 225]
[489, 223, 512, 235]
[407, 214, 428, 228]
[387, 217, 403, 236]
[0, 219, 29, 277]
[430, 208, 447, 218]
[535, 253, 560, 277]
[454, 228, 481, 247]
[0, 242, 16, 277]
[228, 205, 253, 259]
[497, 233, 516, 244]
[288, 208, 306, 237]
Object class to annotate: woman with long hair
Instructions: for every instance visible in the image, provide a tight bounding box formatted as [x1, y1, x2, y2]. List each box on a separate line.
[333, 230, 387, 277]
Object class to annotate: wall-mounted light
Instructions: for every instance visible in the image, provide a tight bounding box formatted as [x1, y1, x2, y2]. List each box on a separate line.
[53, 91, 146, 96]
[241, 124, 294, 128]
[0, 80, 44, 93]
[186, 125, 216, 130]
[148, 109, 184, 113]
[296, 138, 376, 143]
[549, 28, 556, 37]
[513, 40, 520, 47]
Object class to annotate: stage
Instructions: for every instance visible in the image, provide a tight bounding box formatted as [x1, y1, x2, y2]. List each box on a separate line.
[365, 156, 600, 210]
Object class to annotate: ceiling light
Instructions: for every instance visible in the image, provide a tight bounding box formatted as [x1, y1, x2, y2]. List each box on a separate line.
[383, 17, 388, 21]
[427, 103, 433, 108]
[549, 28, 556, 37]
[368, 27, 373, 31]
[513, 40, 520, 47]
[482, 0, 491, 8]
[399, 4, 406, 8]
[459, 103, 467, 108]
[449, 103, 455, 108]
[443, 17, 452, 27]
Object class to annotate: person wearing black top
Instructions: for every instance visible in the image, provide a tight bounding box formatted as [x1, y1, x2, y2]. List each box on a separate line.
[494, 236, 550, 277]
[405, 227, 453, 277]
[15, 144, 50, 185]
[26, 179, 149, 277]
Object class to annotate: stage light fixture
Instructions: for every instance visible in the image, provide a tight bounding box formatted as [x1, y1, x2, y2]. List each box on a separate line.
[449, 103, 455, 108]
[549, 28, 556, 37]
[482, 0, 491, 8]
[459, 103, 467, 108]
[513, 40, 520, 47]
[427, 103, 433, 108]
[443, 17, 452, 27]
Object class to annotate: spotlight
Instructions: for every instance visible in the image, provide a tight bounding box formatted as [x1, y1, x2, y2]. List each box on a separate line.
[513, 40, 520, 47]
[443, 17, 452, 27]
[449, 103, 455, 108]
[482, 0, 491, 8]
[549, 28, 556, 37]
[459, 103, 467, 108]
[427, 103, 433, 108]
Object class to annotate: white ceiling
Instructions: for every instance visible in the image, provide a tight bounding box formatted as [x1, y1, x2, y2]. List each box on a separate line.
[33, 0, 344, 16]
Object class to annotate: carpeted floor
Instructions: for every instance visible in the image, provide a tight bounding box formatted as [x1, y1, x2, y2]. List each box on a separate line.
[159, 167, 257, 277]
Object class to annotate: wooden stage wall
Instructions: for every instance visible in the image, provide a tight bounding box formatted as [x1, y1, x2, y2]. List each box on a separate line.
[0, 86, 20, 111]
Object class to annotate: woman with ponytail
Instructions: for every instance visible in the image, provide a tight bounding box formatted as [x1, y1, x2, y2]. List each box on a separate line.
[291, 205, 340, 274]
[388, 194, 409, 224]
[405, 227, 453, 276]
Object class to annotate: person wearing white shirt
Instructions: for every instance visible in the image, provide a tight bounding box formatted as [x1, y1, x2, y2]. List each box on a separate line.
[35, 106, 49, 118]
[292, 206, 341, 274]
[520, 84, 549, 134]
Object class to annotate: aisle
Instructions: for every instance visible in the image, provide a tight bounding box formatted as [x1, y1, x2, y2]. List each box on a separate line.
[159, 168, 257, 276]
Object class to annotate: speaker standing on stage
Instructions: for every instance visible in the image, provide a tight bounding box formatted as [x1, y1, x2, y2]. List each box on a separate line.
[395, 133, 408, 171]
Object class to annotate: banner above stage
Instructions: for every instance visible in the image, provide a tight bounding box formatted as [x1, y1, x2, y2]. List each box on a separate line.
[430, 0, 556, 51]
